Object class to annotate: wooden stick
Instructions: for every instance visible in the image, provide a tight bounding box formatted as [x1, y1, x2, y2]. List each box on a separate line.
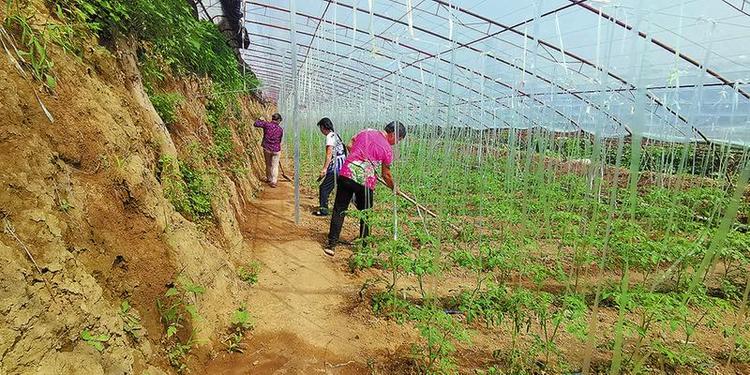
[278, 161, 292, 182]
[377, 177, 461, 234]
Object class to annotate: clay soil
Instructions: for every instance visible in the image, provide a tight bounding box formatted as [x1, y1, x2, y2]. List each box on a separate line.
[201, 178, 417, 374]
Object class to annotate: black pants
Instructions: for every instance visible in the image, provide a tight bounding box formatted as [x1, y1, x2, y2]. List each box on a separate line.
[318, 169, 336, 209]
[328, 176, 374, 245]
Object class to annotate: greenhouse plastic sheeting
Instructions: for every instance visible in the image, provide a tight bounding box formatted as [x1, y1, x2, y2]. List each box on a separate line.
[231, 0, 747, 145]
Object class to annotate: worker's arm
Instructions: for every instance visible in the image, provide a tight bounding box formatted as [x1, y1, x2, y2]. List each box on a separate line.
[320, 145, 333, 177]
[381, 164, 397, 193]
[253, 119, 266, 128]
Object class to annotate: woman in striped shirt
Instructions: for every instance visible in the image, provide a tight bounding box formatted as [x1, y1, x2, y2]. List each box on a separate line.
[313, 118, 346, 216]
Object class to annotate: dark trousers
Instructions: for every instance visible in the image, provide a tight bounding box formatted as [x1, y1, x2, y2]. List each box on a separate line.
[328, 176, 374, 244]
[318, 169, 336, 209]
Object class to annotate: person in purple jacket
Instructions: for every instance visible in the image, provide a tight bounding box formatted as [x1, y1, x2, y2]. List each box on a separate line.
[254, 113, 284, 187]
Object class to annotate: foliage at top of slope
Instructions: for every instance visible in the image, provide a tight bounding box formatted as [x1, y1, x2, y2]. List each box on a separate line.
[61, 0, 258, 90]
[4, 0, 258, 92]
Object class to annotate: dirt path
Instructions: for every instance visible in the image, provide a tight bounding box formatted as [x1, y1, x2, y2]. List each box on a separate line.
[205, 179, 412, 374]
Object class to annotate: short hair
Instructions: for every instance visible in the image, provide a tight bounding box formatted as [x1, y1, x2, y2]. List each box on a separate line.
[317, 117, 334, 131]
[271, 113, 282, 122]
[384, 121, 407, 140]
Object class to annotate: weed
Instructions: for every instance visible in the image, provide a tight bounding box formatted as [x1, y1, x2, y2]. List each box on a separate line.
[80, 329, 109, 352]
[57, 199, 73, 213]
[371, 291, 412, 324]
[222, 305, 254, 353]
[211, 125, 234, 162]
[156, 276, 205, 372]
[237, 261, 260, 286]
[158, 156, 215, 221]
[3, 2, 58, 91]
[119, 300, 142, 340]
[159, 155, 190, 213]
[50, 0, 259, 91]
[179, 162, 214, 218]
[229, 160, 249, 178]
[728, 330, 750, 363]
[150, 92, 183, 126]
[206, 94, 235, 162]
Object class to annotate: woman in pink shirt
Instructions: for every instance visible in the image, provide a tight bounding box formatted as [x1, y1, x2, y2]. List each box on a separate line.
[324, 121, 407, 256]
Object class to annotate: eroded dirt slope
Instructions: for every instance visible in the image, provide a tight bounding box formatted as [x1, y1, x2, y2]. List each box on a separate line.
[0, 32, 270, 374]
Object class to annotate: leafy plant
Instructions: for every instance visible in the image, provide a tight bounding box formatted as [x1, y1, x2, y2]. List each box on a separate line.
[205, 94, 235, 162]
[237, 261, 261, 286]
[150, 92, 183, 125]
[156, 276, 205, 372]
[80, 329, 109, 352]
[223, 305, 254, 353]
[51, 0, 259, 91]
[371, 291, 412, 324]
[119, 300, 142, 340]
[410, 303, 470, 374]
[211, 124, 234, 162]
[229, 160, 249, 178]
[2, 1, 61, 91]
[158, 156, 215, 221]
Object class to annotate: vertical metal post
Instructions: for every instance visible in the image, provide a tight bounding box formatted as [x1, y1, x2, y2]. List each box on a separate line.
[242, 0, 247, 92]
[290, 0, 301, 224]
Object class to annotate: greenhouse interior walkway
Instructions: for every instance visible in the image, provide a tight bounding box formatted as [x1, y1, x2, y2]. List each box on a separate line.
[204, 174, 413, 374]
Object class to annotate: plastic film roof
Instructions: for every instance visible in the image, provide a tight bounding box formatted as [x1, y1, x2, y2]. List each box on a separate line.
[215, 1, 750, 145]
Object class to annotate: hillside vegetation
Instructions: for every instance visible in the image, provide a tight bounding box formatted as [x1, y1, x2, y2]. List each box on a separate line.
[0, 0, 271, 373]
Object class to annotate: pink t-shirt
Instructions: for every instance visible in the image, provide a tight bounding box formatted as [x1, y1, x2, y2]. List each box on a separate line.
[339, 129, 393, 190]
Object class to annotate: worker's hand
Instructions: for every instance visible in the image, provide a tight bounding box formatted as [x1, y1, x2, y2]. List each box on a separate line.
[392, 186, 399, 196]
[260, 115, 267, 121]
[319, 169, 327, 179]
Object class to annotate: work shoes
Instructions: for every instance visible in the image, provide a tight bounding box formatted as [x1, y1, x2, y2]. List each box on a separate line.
[312, 208, 329, 216]
[323, 241, 336, 256]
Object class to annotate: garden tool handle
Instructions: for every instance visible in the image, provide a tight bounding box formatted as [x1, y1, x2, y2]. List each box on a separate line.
[376, 177, 461, 234]
[279, 162, 292, 182]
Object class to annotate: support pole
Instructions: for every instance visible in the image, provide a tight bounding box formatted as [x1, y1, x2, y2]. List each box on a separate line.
[289, 0, 301, 224]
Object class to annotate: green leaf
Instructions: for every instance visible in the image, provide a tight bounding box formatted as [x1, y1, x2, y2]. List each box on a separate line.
[166, 325, 177, 338]
[45, 74, 56, 90]
[185, 304, 201, 320]
[94, 333, 110, 342]
[81, 329, 109, 351]
[81, 330, 93, 341]
[164, 287, 179, 297]
[88, 341, 104, 352]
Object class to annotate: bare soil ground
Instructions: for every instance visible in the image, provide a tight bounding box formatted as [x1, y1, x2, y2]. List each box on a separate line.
[203, 178, 416, 374]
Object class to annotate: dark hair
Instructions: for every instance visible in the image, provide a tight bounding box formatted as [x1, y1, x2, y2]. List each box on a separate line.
[317, 117, 334, 131]
[272, 113, 282, 122]
[384, 121, 407, 140]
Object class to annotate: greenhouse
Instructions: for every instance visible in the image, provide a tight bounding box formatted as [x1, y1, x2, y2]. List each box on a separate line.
[0, 0, 749, 374]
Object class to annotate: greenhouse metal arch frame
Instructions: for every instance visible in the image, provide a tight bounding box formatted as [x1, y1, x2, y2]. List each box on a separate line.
[240, 0, 750, 146]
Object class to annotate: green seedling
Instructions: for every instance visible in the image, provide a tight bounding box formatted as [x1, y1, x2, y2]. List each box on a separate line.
[119, 300, 142, 339]
[223, 305, 254, 353]
[81, 329, 109, 352]
[237, 261, 261, 286]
